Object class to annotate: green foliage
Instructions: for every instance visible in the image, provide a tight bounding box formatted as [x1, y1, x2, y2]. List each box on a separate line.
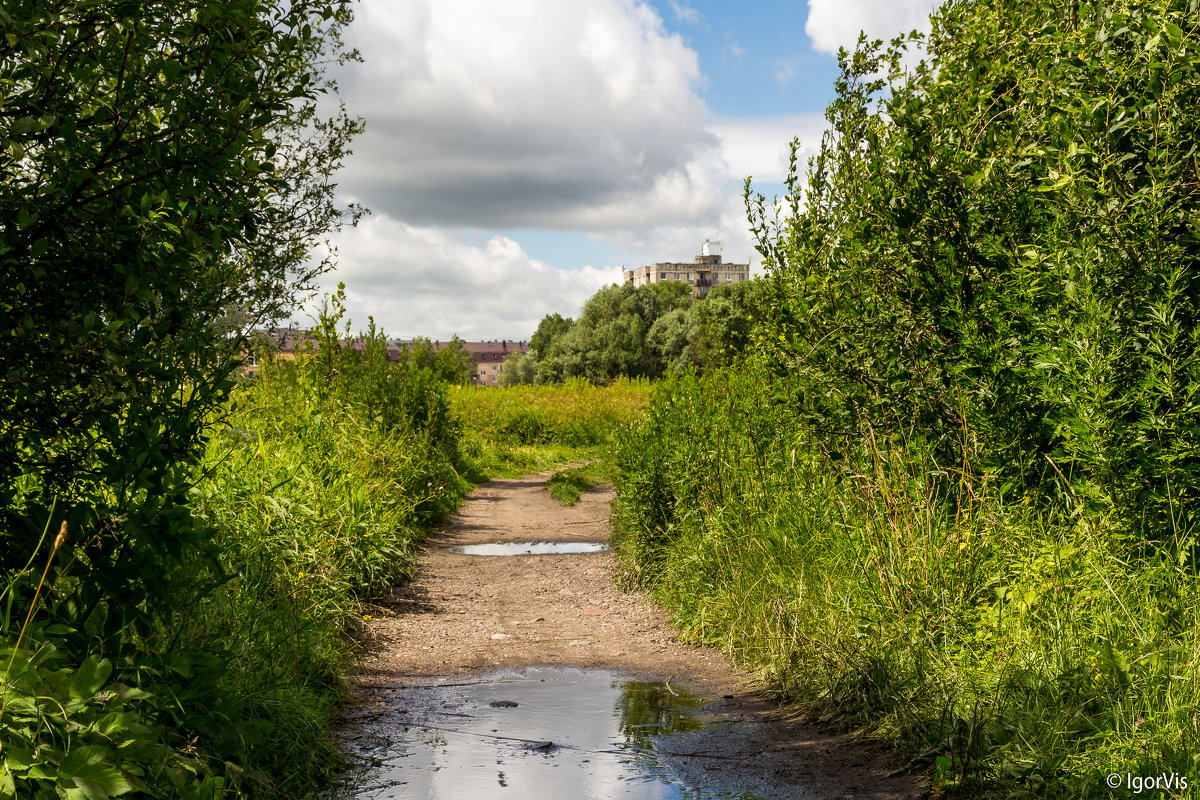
[747, 0, 1200, 539]
[176, 333, 468, 795]
[0, 3, 394, 794]
[1, 0, 364, 611]
[404, 335, 474, 387]
[690, 280, 766, 368]
[522, 279, 761, 384]
[646, 309, 697, 371]
[529, 313, 574, 357]
[498, 350, 540, 387]
[536, 283, 657, 383]
[618, 0, 1200, 795]
[2, 289, 471, 797]
[615, 361, 1200, 798]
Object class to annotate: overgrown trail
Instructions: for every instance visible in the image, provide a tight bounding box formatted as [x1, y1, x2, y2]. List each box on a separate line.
[343, 472, 926, 800]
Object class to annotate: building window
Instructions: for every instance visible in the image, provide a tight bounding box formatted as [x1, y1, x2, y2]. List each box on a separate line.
[687, 272, 693, 280]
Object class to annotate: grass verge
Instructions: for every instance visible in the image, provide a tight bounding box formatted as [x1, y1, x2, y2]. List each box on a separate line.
[613, 363, 1200, 799]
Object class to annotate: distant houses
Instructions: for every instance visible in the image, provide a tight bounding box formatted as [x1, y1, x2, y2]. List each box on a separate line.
[458, 339, 530, 386]
[247, 328, 529, 386]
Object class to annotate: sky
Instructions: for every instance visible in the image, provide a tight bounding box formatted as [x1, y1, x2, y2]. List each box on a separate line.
[298, 0, 941, 340]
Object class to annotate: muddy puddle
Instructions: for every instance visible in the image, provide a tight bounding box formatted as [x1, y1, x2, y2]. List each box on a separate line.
[448, 542, 610, 555]
[334, 667, 820, 799]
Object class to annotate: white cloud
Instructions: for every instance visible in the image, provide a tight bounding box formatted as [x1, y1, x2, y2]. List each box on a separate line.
[338, 0, 721, 230]
[299, 0, 841, 338]
[805, 0, 941, 56]
[773, 62, 798, 87]
[708, 113, 827, 185]
[670, 2, 700, 23]
[306, 215, 624, 340]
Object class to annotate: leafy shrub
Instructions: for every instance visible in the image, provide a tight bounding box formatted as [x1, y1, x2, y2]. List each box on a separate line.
[2, 297, 471, 797]
[1, 2, 364, 796]
[615, 361, 1200, 796]
[618, 1, 1200, 793]
[747, 0, 1200, 542]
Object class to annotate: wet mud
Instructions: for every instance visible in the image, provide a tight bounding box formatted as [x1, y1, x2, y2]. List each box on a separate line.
[337, 473, 927, 799]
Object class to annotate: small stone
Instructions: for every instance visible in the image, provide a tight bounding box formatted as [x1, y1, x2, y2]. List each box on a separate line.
[490, 633, 511, 640]
[489, 700, 519, 708]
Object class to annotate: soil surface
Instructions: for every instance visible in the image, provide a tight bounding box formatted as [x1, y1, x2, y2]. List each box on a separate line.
[345, 471, 929, 800]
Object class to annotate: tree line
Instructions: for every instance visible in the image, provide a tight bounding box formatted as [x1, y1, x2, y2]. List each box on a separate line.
[501, 278, 764, 386]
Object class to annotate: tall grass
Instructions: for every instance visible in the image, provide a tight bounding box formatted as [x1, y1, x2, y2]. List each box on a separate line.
[0, 327, 473, 799]
[614, 362, 1200, 797]
[170, 347, 471, 795]
[450, 377, 650, 477]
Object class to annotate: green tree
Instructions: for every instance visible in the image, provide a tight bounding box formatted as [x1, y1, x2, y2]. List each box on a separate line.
[748, 0, 1200, 535]
[646, 306, 697, 371]
[540, 283, 661, 383]
[646, 279, 694, 313]
[405, 335, 473, 385]
[691, 280, 764, 367]
[1, 1, 362, 791]
[530, 312, 574, 355]
[499, 350, 540, 386]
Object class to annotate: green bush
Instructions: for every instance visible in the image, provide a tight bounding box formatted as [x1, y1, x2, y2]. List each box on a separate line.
[618, 1, 1200, 794]
[2, 298, 471, 797]
[747, 0, 1200, 542]
[615, 362, 1200, 797]
[1, 2, 366, 796]
[173, 336, 470, 795]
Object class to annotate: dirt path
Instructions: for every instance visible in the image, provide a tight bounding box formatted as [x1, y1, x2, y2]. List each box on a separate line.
[347, 471, 928, 800]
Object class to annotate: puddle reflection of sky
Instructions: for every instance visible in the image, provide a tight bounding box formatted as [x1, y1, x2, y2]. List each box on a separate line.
[447, 542, 610, 555]
[351, 668, 764, 800]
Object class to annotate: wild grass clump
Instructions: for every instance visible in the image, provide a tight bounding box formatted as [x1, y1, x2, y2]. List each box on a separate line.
[169, 307, 471, 795]
[545, 462, 613, 507]
[177, 356, 467, 795]
[450, 378, 649, 477]
[614, 363, 1200, 798]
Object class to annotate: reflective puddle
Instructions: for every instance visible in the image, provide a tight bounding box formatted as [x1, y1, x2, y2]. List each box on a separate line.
[448, 542, 610, 555]
[337, 668, 771, 799]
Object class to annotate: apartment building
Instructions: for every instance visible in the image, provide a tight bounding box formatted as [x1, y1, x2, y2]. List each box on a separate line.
[622, 240, 750, 299]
